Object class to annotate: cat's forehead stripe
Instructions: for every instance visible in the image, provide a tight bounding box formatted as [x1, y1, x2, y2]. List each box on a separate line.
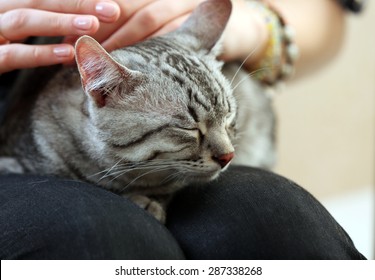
[187, 105, 199, 122]
[124, 37, 232, 117]
[163, 58, 227, 109]
[192, 92, 210, 112]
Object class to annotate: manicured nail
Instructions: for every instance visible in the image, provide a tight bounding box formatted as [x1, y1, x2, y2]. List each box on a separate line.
[73, 16, 94, 30]
[53, 46, 72, 57]
[95, 2, 119, 19]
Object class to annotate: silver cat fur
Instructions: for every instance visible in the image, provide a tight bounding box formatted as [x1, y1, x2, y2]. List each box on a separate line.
[0, 0, 275, 223]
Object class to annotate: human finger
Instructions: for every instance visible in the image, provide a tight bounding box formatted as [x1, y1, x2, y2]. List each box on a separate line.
[90, 0, 156, 45]
[101, 0, 203, 51]
[0, 34, 9, 44]
[0, 43, 74, 74]
[0, 0, 120, 23]
[0, 9, 99, 41]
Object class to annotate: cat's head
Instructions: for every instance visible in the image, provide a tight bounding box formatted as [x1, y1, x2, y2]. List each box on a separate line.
[75, 0, 236, 188]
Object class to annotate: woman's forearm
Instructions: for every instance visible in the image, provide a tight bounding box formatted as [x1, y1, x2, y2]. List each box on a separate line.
[268, 0, 346, 77]
[225, 0, 346, 79]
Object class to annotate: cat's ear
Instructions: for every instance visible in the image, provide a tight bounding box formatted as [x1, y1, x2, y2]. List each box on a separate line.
[75, 35, 140, 108]
[168, 0, 232, 52]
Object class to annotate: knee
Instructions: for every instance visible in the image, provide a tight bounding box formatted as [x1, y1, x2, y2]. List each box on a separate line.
[167, 166, 365, 259]
[0, 175, 184, 259]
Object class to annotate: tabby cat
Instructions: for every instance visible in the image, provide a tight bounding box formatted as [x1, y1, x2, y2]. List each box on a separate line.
[0, 0, 274, 223]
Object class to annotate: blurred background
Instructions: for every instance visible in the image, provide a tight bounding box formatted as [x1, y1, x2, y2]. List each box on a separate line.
[273, 2, 374, 259]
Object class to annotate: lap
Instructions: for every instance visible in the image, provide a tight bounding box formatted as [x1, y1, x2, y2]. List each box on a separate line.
[0, 174, 184, 259]
[167, 166, 366, 260]
[0, 166, 365, 260]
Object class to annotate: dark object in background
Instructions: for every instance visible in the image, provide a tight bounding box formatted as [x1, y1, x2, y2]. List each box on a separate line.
[337, 0, 365, 13]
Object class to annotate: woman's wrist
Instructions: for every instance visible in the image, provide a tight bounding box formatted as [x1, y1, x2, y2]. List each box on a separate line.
[221, 0, 269, 65]
[247, 1, 299, 85]
[238, 1, 271, 68]
[223, 0, 300, 85]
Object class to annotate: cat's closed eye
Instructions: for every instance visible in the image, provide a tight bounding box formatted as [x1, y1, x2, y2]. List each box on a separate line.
[174, 126, 203, 139]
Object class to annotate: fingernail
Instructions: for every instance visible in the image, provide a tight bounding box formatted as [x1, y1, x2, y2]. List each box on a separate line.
[53, 46, 72, 57]
[73, 16, 94, 30]
[95, 2, 119, 19]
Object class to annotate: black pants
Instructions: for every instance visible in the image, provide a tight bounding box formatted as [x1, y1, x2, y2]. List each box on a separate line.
[0, 166, 365, 259]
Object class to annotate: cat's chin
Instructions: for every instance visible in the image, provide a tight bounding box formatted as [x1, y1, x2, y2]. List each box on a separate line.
[186, 170, 221, 183]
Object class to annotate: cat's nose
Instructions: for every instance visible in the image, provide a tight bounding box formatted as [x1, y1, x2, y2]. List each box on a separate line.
[212, 152, 234, 168]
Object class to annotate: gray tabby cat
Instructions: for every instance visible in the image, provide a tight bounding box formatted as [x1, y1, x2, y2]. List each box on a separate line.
[0, 0, 274, 223]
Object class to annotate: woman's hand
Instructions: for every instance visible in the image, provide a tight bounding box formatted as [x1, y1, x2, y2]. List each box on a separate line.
[0, 0, 120, 74]
[84, 0, 205, 52]
[0, 0, 269, 74]
[94, 0, 268, 64]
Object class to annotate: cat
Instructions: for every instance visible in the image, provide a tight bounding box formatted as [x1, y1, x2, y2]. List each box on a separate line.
[0, 0, 275, 223]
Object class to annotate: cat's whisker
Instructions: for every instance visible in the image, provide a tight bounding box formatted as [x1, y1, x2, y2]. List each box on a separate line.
[176, 172, 189, 186]
[88, 166, 122, 179]
[99, 156, 128, 180]
[88, 157, 130, 179]
[232, 66, 272, 92]
[119, 166, 174, 192]
[159, 170, 185, 185]
[113, 158, 176, 168]
[99, 165, 151, 181]
[94, 159, 177, 182]
[99, 168, 133, 181]
[103, 164, 169, 180]
[229, 46, 260, 87]
[79, 161, 172, 184]
[113, 159, 176, 175]
[115, 161, 176, 171]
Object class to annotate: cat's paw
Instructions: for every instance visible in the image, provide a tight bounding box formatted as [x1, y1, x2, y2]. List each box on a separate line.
[127, 194, 166, 224]
[0, 157, 24, 174]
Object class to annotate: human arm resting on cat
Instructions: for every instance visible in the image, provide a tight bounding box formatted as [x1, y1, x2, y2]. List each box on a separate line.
[0, 0, 120, 74]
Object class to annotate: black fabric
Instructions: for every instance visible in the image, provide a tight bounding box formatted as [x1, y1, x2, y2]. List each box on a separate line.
[167, 166, 366, 260]
[0, 167, 366, 260]
[0, 174, 184, 260]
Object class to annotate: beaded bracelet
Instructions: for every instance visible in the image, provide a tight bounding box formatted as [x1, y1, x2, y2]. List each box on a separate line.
[246, 1, 299, 85]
